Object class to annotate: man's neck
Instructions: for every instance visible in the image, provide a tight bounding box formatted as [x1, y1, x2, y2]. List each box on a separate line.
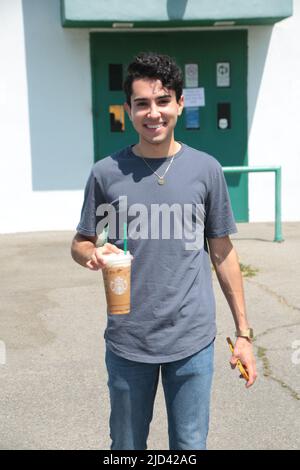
[133, 139, 181, 159]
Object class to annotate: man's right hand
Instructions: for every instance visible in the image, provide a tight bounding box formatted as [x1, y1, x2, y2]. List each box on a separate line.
[86, 243, 123, 271]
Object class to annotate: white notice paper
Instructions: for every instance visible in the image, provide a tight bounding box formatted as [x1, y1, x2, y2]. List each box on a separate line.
[183, 88, 205, 107]
[216, 62, 230, 87]
[185, 64, 198, 88]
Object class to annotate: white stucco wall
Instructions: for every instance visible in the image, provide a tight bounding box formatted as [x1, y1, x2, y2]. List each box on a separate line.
[248, 0, 300, 221]
[0, 0, 299, 233]
[0, 0, 94, 233]
[0, 0, 32, 233]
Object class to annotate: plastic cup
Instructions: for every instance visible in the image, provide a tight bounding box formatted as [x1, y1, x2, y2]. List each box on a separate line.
[101, 251, 132, 314]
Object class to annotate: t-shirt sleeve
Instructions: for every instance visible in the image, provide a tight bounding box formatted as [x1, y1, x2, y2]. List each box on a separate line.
[204, 163, 237, 238]
[76, 169, 106, 237]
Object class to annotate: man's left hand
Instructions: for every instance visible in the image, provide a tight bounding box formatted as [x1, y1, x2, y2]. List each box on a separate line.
[230, 337, 258, 388]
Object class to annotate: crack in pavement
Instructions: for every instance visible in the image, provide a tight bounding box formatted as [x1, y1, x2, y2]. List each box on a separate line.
[245, 278, 300, 401]
[257, 346, 300, 401]
[255, 321, 300, 341]
[247, 278, 300, 313]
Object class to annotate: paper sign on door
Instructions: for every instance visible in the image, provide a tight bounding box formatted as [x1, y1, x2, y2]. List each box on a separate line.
[183, 88, 205, 107]
[185, 64, 198, 88]
[216, 62, 230, 87]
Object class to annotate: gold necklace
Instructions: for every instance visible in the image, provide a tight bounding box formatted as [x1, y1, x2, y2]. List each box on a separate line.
[135, 146, 175, 185]
[141, 155, 175, 185]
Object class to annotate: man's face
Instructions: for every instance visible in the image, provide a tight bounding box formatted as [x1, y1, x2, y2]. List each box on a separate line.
[124, 78, 184, 145]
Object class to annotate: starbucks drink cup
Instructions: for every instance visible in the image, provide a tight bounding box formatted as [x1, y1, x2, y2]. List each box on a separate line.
[101, 252, 132, 314]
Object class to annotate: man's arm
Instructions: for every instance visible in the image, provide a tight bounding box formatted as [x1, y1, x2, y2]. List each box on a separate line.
[208, 235, 257, 388]
[71, 233, 121, 270]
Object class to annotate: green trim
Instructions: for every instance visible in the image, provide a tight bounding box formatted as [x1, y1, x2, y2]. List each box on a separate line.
[61, 0, 292, 28]
[63, 17, 290, 28]
[90, 36, 98, 162]
[60, 0, 66, 25]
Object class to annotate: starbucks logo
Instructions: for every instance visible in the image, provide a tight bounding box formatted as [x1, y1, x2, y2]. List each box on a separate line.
[110, 276, 127, 295]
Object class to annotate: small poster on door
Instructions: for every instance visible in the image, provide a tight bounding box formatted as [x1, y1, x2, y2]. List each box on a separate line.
[216, 62, 230, 87]
[183, 88, 205, 107]
[185, 107, 200, 129]
[109, 105, 125, 132]
[185, 64, 198, 88]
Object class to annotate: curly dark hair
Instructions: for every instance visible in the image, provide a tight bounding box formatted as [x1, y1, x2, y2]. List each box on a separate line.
[123, 52, 183, 106]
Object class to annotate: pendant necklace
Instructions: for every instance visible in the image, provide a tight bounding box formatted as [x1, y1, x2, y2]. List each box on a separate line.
[139, 151, 175, 185]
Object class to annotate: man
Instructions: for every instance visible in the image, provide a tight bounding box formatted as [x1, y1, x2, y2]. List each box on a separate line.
[71, 52, 257, 450]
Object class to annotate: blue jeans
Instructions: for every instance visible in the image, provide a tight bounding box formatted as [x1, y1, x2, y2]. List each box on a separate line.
[105, 339, 214, 450]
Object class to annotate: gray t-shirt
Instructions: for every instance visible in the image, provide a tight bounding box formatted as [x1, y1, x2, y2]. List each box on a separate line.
[77, 143, 237, 363]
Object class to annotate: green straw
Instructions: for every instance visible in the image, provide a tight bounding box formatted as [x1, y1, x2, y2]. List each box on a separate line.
[123, 222, 127, 254]
[104, 225, 108, 244]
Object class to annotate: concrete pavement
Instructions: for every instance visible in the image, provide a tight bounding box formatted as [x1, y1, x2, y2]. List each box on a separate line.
[0, 223, 299, 449]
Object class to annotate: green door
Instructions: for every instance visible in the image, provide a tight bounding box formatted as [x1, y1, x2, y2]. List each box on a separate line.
[90, 31, 248, 221]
